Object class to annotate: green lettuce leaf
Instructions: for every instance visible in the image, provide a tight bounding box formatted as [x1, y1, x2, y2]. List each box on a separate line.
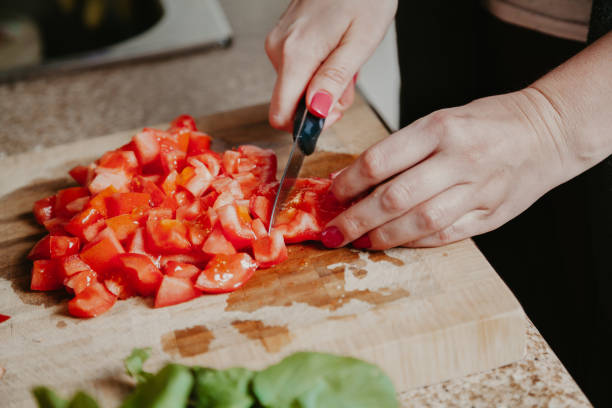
[252, 352, 398, 408]
[32, 387, 68, 408]
[120, 363, 194, 408]
[67, 391, 99, 408]
[191, 366, 255, 408]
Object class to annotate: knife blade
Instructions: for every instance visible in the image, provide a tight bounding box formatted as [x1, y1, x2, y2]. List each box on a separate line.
[268, 97, 325, 233]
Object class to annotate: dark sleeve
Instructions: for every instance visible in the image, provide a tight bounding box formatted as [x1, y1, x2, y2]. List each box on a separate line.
[588, 0, 612, 42]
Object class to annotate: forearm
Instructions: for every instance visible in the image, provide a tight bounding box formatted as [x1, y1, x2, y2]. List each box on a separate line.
[527, 31, 612, 182]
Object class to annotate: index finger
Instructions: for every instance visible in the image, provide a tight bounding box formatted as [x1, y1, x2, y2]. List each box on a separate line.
[330, 122, 439, 202]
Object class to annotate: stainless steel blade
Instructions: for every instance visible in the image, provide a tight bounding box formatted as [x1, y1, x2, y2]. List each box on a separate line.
[268, 106, 309, 233]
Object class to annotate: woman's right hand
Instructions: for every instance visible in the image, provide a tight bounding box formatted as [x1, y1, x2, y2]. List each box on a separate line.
[265, 0, 397, 130]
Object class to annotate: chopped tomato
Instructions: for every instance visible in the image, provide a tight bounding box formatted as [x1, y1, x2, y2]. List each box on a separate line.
[68, 282, 116, 318]
[181, 165, 213, 198]
[187, 132, 212, 156]
[159, 138, 186, 174]
[189, 151, 222, 176]
[249, 195, 272, 227]
[213, 191, 237, 209]
[217, 203, 256, 250]
[105, 214, 140, 241]
[79, 229, 125, 273]
[89, 169, 131, 194]
[64, 269, 97, 295]
[33, 196, 56, 225]
[275, 210, 321, 243]
[146, 218, 191, 254]
[131, 175, 166, 206]
[116, 253, 163, 297]
[69, 165, 94, 186]
[87, 186, 117, 217]
[195, 253, 257, 293]
[28, 235, 51, 260]
[233, 171, 259, 198]
[97, 150, 138, 173]
[59, 254, 93, 279]
[251, 218, 268, 239]
[252, 229, 288, 268]
[169, 114, 197, 131]
[238, 145, 277, 183]
[164, 261, 200, 281]
[133, 129, 161, 165]
[31, 260, 63, 291]
[64, 207, 105, 241]
[161, 170, 178, 195]
[106, 192, 151, 216]
[49, 236, 80, 259]
[55, 187, 90, 218]
[202, 225, 236, 255]
[0, 314, 10, 324]
[154, 276, 200, 308]
[104, 273, 134, 299]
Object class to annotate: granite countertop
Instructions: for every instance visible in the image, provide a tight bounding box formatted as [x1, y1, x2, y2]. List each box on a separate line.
[0, 0, 592, 406]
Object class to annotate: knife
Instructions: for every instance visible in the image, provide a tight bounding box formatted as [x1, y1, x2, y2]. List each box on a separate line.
[268, 97, 325, 233]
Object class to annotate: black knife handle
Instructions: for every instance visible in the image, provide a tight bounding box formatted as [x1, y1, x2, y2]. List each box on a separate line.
[293, 97, 325, 156]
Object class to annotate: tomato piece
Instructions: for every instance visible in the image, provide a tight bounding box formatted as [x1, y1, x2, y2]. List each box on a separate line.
[97, 150, 138, 173]
[130, 175, 166, 206]
[211, 177, 243, 199]
[69, 165, 95, 186]
[104, 273, 135, 299]
[217, 203, 256, 250]
[59, 254, 93, 278]
[213, 191, 237, 210]
[79, 229, 125, 273]
[222, 150, 240, 174]
[28, 235, 51, 260]
[202, 224, 236, 255]
[159, 253, 210, 268]
[275, 210, 321, 243]
[154, 276, 200, 308]
[238, 145, 277, 183]
[33, 196, 56, 225]
[0, 314, 10, 324]
[106, 192, 151, 216]
[233, 172, 259, 198]
[89, 169, 131, 194]
[176, 199, 201, 222]
[31, 260, 63, 291]
[64, 207, 105, 241]
[64, 269, 97, 295]
[195, 253, 257, 293]
[49, 236, 80, 259]
[249, 195, 272, 227]
[106, 214, 140, 241]
[189, 151, 222, 176]
[68, 282, 116, 318]
[161, 170, 178, 195]
[164, 261, 200, 281]
[133, 129, 161, 165]
[159, 139, 186, 174]
[42, 217, 69, 235]
[187, 132, 212, 156]
[182, 165, 213, 198]
[87, 186, 117, 217]
[146, 218, 191, 254]
[55, 187, 90, 218]
[169, 114, 197, 131]
[251, 218, 268, 239]
[252, 229, 288, 268]
[116, 253, 163, 297]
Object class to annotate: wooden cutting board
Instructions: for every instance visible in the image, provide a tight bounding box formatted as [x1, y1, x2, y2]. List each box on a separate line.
[0, 95, 525, 407]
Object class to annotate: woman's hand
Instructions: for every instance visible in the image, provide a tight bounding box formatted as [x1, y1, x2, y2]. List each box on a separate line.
[265, 0, 397, 130]
[322, 89, 575, 249]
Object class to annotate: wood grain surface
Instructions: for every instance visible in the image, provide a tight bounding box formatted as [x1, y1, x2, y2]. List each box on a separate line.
[0, 95, 526, 407]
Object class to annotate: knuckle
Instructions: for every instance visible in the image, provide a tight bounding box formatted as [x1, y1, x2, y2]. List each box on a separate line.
[360, 147, 386, 181]
[280, 34, 300, 61]
[435, 225, 456, 244]
[370, 228, 392, 249]
[381, 183, 412, 213]
[417, 204, 446, 232]
[318, 65, 351, 88]
[340, 214, 369, 240]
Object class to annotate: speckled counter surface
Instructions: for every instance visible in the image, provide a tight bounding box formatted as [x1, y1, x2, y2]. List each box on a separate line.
[0, 0, 592, 406]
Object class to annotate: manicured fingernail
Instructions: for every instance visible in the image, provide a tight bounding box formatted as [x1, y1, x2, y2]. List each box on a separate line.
[353, 72, 359, 83]
[309, 91, 332, 118]
[321, 226, 344, 248]
[352, 234, 371, 249]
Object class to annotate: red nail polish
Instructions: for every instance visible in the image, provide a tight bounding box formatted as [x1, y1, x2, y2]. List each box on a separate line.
[309, 92, 332, 118]
[321, 226, 344, 248]
[352, 234, 371, 249]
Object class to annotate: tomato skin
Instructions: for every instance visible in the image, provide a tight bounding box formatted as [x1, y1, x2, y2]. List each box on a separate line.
[68, 282, 116, 318]
[59, 254, 93, 279]
[249, 195, 272, 227]
[164, 261, 200, 281]
[275, 210, 321, 244]
[106, 192, 151, 216]
[55, 187, 90, 218]
[28, 235, 51, 260]
[89, 169, 131, 195]
[170, 114, 197, 131]
[154, 276, 200, 308]
[116, 253, 163, 297]
[33, 196, 56, 225]
[64, 269, 97, 295]
[146, 218, 192, 254]
[217, 203, 256, 250]
[131, 175, 166, 206]
[97, 150, 139, 174]
[133, 129, 161, 166]
[105, 214, 141, 241]
[64, 207, 105, 242]
[202, 225, 236, 255]
[31, 260, 63, 291]
[0, 314, 10, 324]
[79, 230, 125, 274]
[233, 171, 259, 198]
[49, 236, 80, 259]
[252, 229, 288, 268]
[187, 132, 212, 156]
[69, 165, 94, 186]
[195, 253, 258, 293]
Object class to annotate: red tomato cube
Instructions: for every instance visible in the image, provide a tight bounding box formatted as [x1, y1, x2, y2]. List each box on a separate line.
[49, 236, 80, 259]
[33, 196, 56, 225]
[64, 207, 105, 242]
[133, 129, 161, 165]
[105, 214, 141, 241]
[31, 260, 63, 291]
[146, 218, 192, 254]
[164, 261, 200, 281]
[55, 187, 90, 218]
[202, 225, 236, 256]
[116, 253, 163, 297]
[79, 229, 125, 273]
[68, 282, 116, 318]
[217, 203, 256, 250]
[154, 276, 200, 308]
[28, 235, 51, 260]
[252, 229, 289, 268]
[64, 269, 97, 295]
[106, 192, 151, 216]
[195, 253, 257, 293]
[59, 254, 93, 279]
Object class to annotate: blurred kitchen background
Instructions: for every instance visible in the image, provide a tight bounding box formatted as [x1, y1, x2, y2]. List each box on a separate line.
[0, 0, 400, 157]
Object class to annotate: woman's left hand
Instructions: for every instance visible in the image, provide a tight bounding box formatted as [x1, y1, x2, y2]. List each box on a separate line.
[322, 88, 574, 249]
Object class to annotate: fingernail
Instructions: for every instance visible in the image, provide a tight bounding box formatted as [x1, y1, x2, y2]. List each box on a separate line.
[353, 72, 359, 83]
[352, 234, 371, 249]
[309, 91, 332, 118]
[321, 226, 344, 248]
